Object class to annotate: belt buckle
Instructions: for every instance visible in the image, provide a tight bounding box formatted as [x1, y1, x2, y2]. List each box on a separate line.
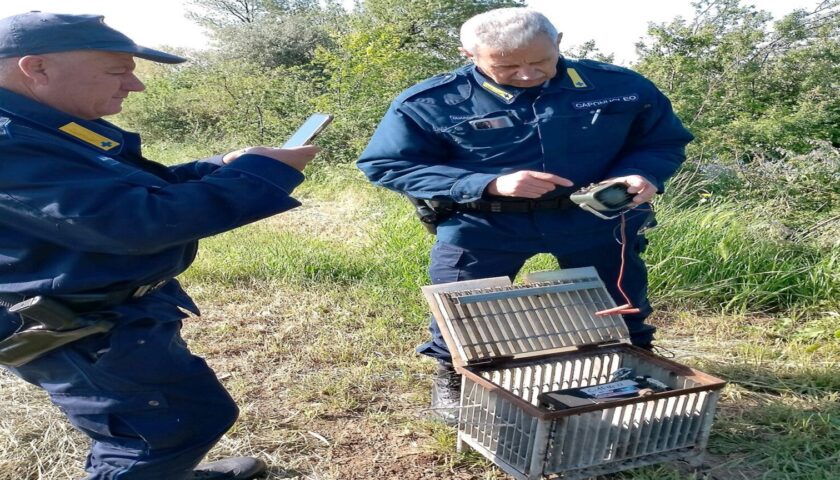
[132, 285, 151, 298]
[489, 201, 503, 213]
[132, 280, 167, 298]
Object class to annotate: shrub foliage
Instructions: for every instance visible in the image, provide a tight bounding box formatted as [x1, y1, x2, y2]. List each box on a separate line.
[120, 0, 839, 315]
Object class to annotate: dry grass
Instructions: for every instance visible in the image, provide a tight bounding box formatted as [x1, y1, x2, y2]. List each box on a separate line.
[0, 370, 89, 479]
[1, 183, 837, 479]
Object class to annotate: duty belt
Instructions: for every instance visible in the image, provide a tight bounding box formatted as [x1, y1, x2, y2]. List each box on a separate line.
[0, 279, 171, 367]
[456, 196, 574, 213]
[0, 279, 170, 311]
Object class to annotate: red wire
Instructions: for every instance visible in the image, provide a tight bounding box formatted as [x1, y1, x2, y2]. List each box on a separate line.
[596, 211, 641, 316]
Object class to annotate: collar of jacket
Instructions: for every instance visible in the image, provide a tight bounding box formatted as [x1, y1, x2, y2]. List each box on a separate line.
[0, 87, 125, 154]
[470, 66, 528, 104]
[470, 57, 595, 104]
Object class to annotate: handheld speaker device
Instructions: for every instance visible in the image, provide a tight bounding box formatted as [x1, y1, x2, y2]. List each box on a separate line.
[570, 182, 636, 219]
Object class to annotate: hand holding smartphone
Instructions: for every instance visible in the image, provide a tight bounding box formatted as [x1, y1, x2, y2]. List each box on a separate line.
[281, 113, 333, 148]
[221, 113, 332, 170]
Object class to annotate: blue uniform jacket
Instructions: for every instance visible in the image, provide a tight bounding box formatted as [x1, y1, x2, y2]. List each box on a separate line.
[0, 87, 304, 337]
[358, 58, 694, 251]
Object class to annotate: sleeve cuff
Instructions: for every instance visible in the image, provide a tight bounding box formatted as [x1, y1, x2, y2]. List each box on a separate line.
[198, 154, 226, 167]
[221, 153, 305, 193]
[450, 173, 500, 202]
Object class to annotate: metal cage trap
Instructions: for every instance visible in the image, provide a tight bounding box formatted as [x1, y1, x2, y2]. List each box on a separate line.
[421, 267, 725, 480]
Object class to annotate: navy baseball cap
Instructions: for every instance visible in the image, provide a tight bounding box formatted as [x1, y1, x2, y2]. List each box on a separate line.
[0, 11, 187, 63]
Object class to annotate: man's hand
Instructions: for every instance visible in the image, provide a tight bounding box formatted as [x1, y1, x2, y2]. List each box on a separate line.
[603, 175, 658, 204]
[222, 145, 321, 172]
[486, 171, 574, 198]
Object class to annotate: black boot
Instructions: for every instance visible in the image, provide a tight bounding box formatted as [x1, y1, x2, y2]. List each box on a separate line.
[430, 364, 461, 426]
[187, 457, 267, 479]
[628, 323, 657, 349]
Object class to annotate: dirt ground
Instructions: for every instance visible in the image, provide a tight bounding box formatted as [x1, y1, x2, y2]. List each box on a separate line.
[0, 196, 760, 480]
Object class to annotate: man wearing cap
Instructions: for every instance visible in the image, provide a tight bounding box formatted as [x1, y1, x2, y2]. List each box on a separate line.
[357, 8, 693, 422]
[0, 11, 318, 480]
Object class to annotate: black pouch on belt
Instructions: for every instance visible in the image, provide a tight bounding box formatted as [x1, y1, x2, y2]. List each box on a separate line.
[0, 296, 113, 368]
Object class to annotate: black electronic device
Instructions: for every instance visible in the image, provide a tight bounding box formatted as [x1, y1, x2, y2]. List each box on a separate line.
[538, 379, 644, 411]
[569, 181, 636, 219]
[281, 113, 333, 148]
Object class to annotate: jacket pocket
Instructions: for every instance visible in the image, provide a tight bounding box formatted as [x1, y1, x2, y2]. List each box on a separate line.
[50, 390, 193, 451]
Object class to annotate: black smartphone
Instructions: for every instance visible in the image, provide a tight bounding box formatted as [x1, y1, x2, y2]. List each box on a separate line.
[281, 113, 333, 148]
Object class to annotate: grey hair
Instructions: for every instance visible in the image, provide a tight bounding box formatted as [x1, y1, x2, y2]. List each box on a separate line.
[460, 8, 559, 54]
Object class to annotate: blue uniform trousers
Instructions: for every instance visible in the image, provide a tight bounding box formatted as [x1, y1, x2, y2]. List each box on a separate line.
[5, 318, 238, 480]
[419, 230, 655, 365]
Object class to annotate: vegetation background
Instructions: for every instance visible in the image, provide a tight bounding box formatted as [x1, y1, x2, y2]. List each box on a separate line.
[1, 0, 838, 478]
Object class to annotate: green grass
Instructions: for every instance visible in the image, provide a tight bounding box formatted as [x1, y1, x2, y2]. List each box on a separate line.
[645, 200, 840, 315]
[2, 162, 838, 479]
[186, 167, 838, 478]
[185, 227, 382, 286]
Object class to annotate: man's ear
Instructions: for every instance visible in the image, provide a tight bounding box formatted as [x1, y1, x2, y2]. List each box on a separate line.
[556, 32, 563, 49]
[17, 55, 50, 85]
[458, 46, 475, 62]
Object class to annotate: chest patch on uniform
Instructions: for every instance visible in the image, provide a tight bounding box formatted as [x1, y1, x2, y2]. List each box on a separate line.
[59, 122, 120, 151]
[572, 94, 640, 110]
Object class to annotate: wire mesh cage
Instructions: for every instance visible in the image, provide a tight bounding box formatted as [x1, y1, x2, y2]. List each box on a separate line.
[422, 267, 725, 480]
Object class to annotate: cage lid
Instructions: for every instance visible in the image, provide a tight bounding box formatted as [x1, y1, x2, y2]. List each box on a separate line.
[421, 267, 630, 367]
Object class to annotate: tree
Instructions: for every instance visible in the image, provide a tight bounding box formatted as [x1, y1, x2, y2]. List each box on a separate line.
[312, 0, 525, 163]
[186, 0, 265, 27]
[633, 0, 839, 247]
[355, 0, 524, 65]
[122, 59, 320, 145]
[561, 40, 615, 63]
[187, 0, 344, 69]
[635, 0, 839, 160]
[208, 13, 334, 68]
[186, 0, 320, 27]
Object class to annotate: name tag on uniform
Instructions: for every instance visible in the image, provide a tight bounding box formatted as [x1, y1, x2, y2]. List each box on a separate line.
[469, 115, 515, 130]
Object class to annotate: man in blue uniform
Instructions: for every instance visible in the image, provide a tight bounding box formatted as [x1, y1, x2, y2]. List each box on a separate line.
[0, 12, 320, 479]
[357, 8, 693, 421]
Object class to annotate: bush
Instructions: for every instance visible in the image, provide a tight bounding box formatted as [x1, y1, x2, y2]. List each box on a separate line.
[666, 142, 839, 248]
[121, 60, 320, 145]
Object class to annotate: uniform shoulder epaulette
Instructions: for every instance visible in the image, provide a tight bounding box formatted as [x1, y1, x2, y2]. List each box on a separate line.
[573, 58, 640, 77]
[395, 69, 464, 104]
